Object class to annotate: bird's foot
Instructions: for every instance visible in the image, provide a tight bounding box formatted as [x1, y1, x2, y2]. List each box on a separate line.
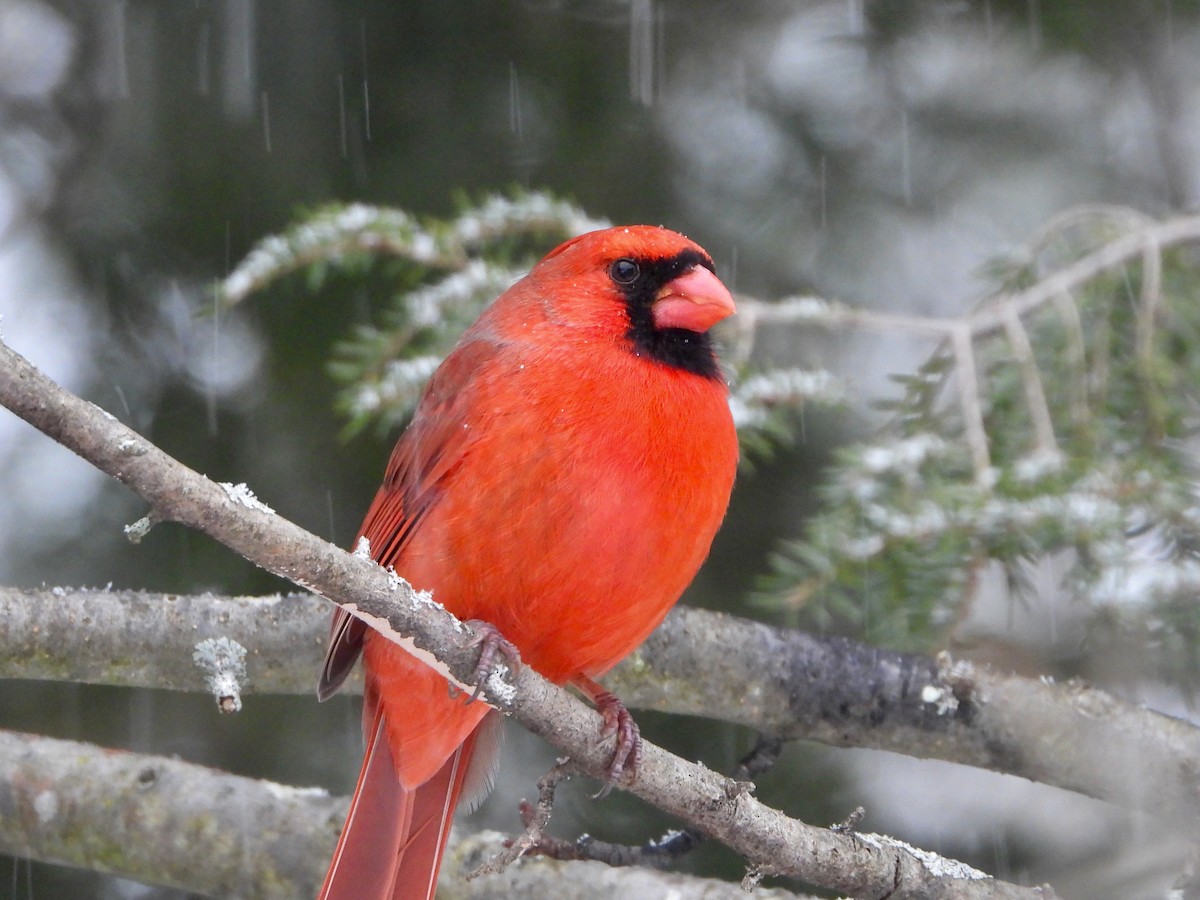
[461, 619, 522, 705]
[572, 675, 642, 797]
[592, 690, 641, 797]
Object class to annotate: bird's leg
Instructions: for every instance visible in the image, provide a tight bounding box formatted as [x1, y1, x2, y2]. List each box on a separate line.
[572, 674, 642, 797]
[461, 619, 522, 704]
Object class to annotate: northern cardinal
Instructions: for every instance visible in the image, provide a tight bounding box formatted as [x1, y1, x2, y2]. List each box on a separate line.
[316, 225, 739, 899]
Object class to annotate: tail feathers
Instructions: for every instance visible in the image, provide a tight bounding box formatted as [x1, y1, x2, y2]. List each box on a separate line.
[457, 711, 504, 815]
[318, 701, 499, 900]
[319, 691, 411, 900]
[390, 726, 481, 899]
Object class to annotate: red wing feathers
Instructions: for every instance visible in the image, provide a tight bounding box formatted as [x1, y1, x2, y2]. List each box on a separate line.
[317, 336, 508, 701]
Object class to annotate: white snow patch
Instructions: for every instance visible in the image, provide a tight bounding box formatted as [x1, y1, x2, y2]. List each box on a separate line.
[857, 832, 987, 880]
[484, 662, 517, 706]
[1012, 450, 1064, 482]
[759, 296, 840, 322]
[860, 434, 947, 475]
[33, 790, 58, 824]
[730, 367, 845, 428]
[921, 683, 958, 715]
[219, 481, 275, 515]
[261, 780, 332, 801]
[123, 516, 153, 543]
[337, 603, 478, 700]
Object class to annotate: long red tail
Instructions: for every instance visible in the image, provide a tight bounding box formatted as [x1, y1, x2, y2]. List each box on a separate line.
[318, 689, 492, 900]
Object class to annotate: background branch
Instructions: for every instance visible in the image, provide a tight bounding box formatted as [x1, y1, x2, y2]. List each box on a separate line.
[445, 830, 820, 900]
[0, 586, 352, 694]
[5, 584, 1198, 823]
[0, 729, 819, 900]
[0, 728, 342, 898]
[735, 214, 1200, 340]
[0, 342, 1053, 898]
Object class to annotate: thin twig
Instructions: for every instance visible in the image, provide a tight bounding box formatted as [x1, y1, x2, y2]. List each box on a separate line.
[472, 759, 575, 877]
[1050, 289, 1091, 435]
[1000, 304, 1058, 454]
[1135, 234, 1166, 442]
[506, 735, 787, 873]
[952, 322, 991, 480]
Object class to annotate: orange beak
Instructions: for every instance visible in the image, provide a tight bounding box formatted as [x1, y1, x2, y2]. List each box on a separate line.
[650, 265, 737, 333]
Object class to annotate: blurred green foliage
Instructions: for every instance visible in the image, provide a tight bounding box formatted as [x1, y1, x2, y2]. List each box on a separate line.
[761, 210, 1200, 688]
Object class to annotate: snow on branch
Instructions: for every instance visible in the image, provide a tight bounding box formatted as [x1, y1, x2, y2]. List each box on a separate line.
[729, 367, 845, 429]
[0, 340, 1051, 899]
[220, 204, 448, 306]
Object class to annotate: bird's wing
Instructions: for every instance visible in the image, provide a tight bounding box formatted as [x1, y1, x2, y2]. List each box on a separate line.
[317, 336, 506, 700]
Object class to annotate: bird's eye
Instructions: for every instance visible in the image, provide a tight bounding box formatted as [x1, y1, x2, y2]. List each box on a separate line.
[609, 258, 640, 285]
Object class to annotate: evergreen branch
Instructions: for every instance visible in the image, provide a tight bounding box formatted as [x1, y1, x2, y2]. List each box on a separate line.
[735, 213, 1200, 344]
[220, 204, 453, 306]
[745, 210, 1200, 661]
[1049, 290, 1090, 434]
[952, 322, 991, 479]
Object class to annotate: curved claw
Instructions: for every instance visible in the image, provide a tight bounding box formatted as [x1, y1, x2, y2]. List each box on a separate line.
[463, 619, 521, 704]
[571, 675, 642, 798]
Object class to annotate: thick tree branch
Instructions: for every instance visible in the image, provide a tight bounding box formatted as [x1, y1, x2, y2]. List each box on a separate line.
[0, 728, 343, 897]
[0, 586, 353, 694]
[0, 729, 818, 900]
[614, 612, 1200, 825]
[5, 584, 1200, 824]
[0, 339, 1053, 898]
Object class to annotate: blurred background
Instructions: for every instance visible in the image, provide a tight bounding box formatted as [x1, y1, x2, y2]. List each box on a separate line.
[2, 1, 1199, 897]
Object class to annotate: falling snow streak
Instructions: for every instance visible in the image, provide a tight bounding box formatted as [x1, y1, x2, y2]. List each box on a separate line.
[847, 0, 865, 35]
[221, 0, 256, 119]
[261, 91, 272, 154]
[629, 0, 654, 106]
[209, 285, 220, 435]
[101, 0, 130, 99]
[337, 74, 348, 158]
[196, 22, 211, 96]
[819, 155, 828, 230]
[360, 18, 372, 141]
[509, 62, 523, 139]
[1028, 0, 1042, 49]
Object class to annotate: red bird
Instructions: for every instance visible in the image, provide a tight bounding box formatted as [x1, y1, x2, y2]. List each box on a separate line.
[316, 225, 739, 900]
